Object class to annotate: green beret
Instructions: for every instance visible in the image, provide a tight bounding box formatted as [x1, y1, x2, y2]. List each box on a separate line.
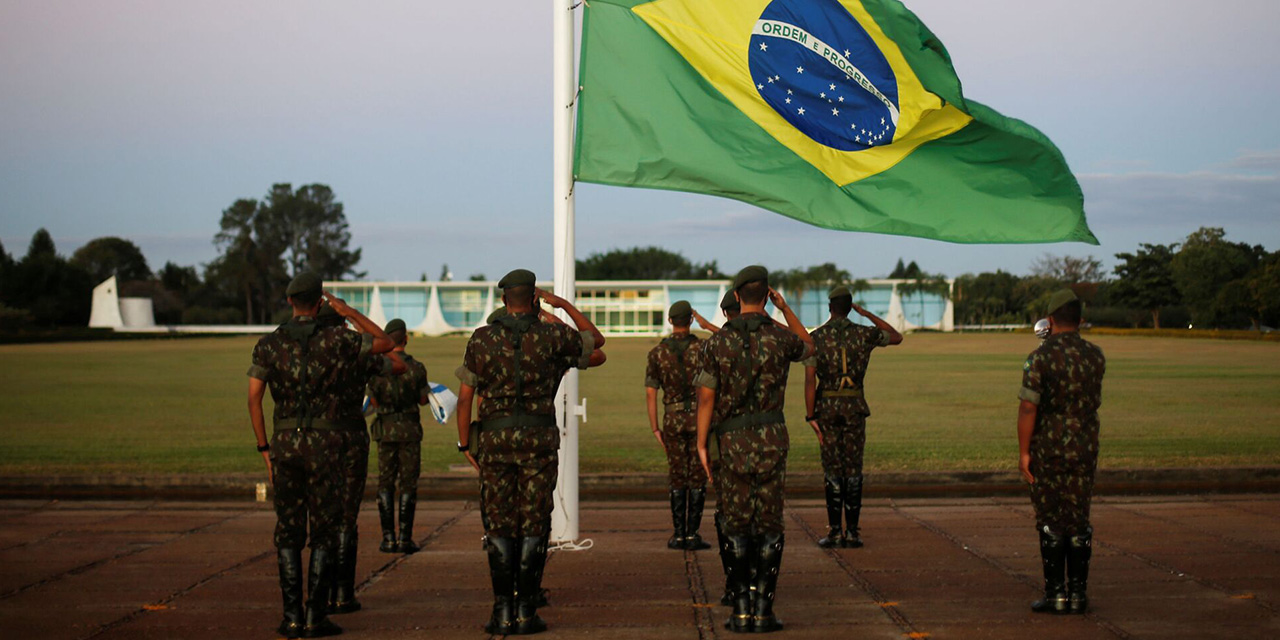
[285, 271, 322, 298]
[732, 265, 769, 291]
[668, 300, 692, 319]
[486, 306, 507, 324]
[384, 318, 406, 334]
[828, 285, 852, 300]
[720, 290, 740, 312]
[498, 269, 536, 290]
[1046, 288, 1079, 315]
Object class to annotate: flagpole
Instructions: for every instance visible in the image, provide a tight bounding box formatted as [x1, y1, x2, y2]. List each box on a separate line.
[550, 0, 580, 543]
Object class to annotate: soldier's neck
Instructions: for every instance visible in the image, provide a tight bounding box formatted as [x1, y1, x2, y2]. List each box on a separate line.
[671, 327, 691, 336]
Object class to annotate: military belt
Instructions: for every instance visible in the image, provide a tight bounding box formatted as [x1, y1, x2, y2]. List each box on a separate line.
[819, 388, 865, 400]
[664, 399, 697, 413]
[273, 417, 347, 432]
[376, 409, 420, 418]
[713, 410, 785, 435]
[481, 413, 558, 431]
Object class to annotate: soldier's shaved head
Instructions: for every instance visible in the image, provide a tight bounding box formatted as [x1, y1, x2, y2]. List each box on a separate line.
[737, 280, 768, 306]
[504, 284, 535, 309]
[1050, 300, 1082, 328]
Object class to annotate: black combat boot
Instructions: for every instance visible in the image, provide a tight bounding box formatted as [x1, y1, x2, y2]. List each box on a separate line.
[377, 490, 396, 553]
[302, 548, 343, 637]
[751, 532, 785, 633]
[842, 474, 864, 548]
[1067, 528, 1092, 614]
[715, 511, 732, 606]
[817, 475, 844, 548]
[667, 489, 688, 549]
[397, 492, 420, 554]
[513, 536, 549, 634]
[685, 488, 712, 550]
[724, 535, 754, 633]
[1031, 527, 1069, 614]
[276, 548, 305, 639]
[329, 529, 361, 614]
[484, 536, 518, 635]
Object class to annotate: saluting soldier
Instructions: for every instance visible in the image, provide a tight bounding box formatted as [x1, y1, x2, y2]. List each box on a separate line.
[802, 286, 902, 549]
[703, 290, 739, 606]
[247, 273, 397, 639]
[696, 266, 813, 634]
[367, 319, 430, 556]
[645, 300, 713, 551]
[454, 270, 606, 635]
[318, 305, 405, 615]
[1018, 289, 1106, 615]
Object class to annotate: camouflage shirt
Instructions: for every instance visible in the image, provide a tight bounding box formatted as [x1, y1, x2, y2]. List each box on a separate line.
[694, 313, 812, 425]
[801, 316, 890, 416]
[644, 333, 702, 407]
[456, 313, 595, 422]
[368, 353, 429, 441]
[248, 316, 390, 429]
[1019, 331, 1106, 463]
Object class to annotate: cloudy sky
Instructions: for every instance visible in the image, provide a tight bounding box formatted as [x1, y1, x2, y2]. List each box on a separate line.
[2, 0, 1278, 282]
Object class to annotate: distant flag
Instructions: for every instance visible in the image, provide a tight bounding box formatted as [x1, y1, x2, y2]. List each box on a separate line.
[574, 0, 1097, 245]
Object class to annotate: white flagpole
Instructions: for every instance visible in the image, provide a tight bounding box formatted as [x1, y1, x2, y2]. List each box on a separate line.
[550, 0, 580, 543]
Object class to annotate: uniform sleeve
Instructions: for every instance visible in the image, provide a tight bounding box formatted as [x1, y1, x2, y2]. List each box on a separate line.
[1019, 350, 1044, 405]
[575, 329, 595, 370]
[692, 338, 719, 390]
[782, 330, 813, 362]
[417, 364, 432, 404]
[644, 348, 662, 389]
[358, 332, 374, 359]
[872, 328, 892, 348]
[247, 340, 270, 380]
[456, 337, 480, 387]
[371, 355, 394, 377]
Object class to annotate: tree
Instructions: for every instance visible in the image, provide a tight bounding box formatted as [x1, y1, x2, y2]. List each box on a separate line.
[27, 228, 56, 260]
[6, 229, 92, 326]
[469, 273, 487, 282]
[1245, 252, 1280, 329]
[1110, 243, 1181, 328]
[888, 258, 921, 279]
[159, 262, 201, 297]
[70, 237, 152, 284]
[954, 270, 1023, 325]
[898, 272, 951, 326]
[576, 246, 725, 279]
[1170, 228, 1264, 328]
[440, 264, 452, 281]
[1031, 254, 1104, 284]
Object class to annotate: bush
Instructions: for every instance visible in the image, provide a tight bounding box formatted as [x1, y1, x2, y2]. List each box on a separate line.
[0, 304, 33, 331]
[181, 306, 243, 325]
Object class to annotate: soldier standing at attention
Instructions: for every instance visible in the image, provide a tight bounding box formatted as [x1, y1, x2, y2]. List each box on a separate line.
[1018, 289, 1105, 615]
[454, 270, 606, 635]
[803, 286, 902, 549]
[247, 273, 397, 639]
[701, 291, 738, 606]
[696, 266, 813, 634]
[318, 305, 404, 615]
[646, 301, 712, 551]
[367, 319, 431, 555]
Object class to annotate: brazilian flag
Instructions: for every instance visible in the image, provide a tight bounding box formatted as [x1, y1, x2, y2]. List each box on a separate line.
[574, 0, 1098, 245]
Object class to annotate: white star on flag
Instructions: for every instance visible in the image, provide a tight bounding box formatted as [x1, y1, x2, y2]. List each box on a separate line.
[757, 84, 763, 90]
[797, 107, 805, 115]
[829, 84, 836, 90]
[838, 96, 844, 102]
[832, 108, 839, 115]
[759, 42, 768, 51]
[796, 66, 804, 74]
[785, 98, 791, 104]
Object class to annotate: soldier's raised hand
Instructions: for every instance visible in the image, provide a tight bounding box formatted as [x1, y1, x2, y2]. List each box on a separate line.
[323, 291, 354, 317]
[767, 287, 787, 309]
[534, 288, 567, 309]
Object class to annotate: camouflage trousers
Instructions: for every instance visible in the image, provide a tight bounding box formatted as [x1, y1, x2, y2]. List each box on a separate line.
[663, 409, 706, 490]
[816, 407, 866, 477]
[270, 428, 343, 550]
[336, 429, 370, 533]
[377, 441, 421, 497]
[477, 425, 560, 538]
[1029, 456, 1097, 536]
[716, 433, 788, 536]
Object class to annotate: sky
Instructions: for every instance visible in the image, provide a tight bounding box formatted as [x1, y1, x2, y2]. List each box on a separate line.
[1, 0, 1278, 282]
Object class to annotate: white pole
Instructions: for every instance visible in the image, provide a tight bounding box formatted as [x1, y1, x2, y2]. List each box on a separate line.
[550, 0, 579, 543]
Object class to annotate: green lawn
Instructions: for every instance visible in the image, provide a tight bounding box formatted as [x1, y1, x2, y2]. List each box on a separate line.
[0, 333, 1276, 475]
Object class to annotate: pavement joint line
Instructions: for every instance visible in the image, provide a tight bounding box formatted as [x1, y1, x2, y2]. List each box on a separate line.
[355, 500, 474, 595]
[1103, 502, 1280, 556]
[682, 544, 719, 639]
[0, 507, 252, 601]
[785, 506, 925, 639]
[1193, 495, 1280, 521]
[993, 500, 1280, 615]
[77, 547, 276, 640]
[905, 500, 1135, 640]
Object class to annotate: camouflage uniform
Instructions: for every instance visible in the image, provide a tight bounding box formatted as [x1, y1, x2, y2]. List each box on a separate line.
[1020, 328, 1106, 614]
[803, 317, 891, 546]
[1021, 331, 1105, 533]
[696, 309, 811, 633]
[456, 312, 594, 538]
[249, 313, 379, 635]
[368, 353, 429, 552]
[646, 332, 711, 550]
[458, 309, 594, 635]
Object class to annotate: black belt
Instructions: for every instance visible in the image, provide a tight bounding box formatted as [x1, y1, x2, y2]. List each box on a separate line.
[273, 417, 347, 432]
[664, 399, 696, 412]
[481, 413, 558, 430]
[713, 411, 785, 435]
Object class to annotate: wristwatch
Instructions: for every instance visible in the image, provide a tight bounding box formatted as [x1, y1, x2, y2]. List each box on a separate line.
[457, 441, 469, 453]
[256, 443, 271, 452]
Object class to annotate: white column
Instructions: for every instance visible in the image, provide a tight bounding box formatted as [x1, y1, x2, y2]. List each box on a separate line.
[550, 0, 580, 544]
